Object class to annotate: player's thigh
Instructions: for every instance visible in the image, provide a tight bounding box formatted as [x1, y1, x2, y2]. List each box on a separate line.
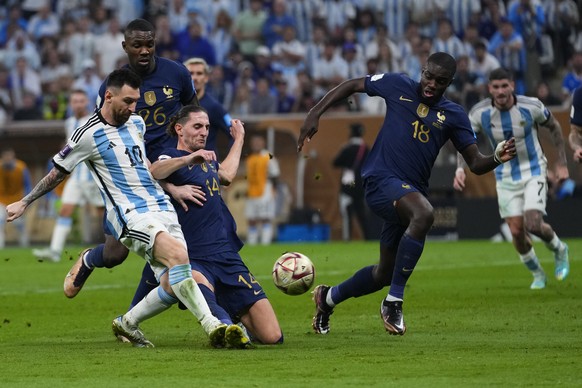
[523, 176, 547, 215]
[496, 180, 526, 218]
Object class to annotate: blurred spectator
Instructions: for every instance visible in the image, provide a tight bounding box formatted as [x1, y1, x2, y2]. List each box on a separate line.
[562, 51, 582, 99]
[305, 23, 327, 75]
[287, 0, 320, 42]
[41, 80, 68, 120]
[112, 0, 145, 27]
[13, 90, 42, 120]
[235, 60, 256, 91]
[313, 40, 348, 99]
[489, 18, 526, 94]
[461, 23, 483, 59]
[91, 5, 110, 36]
[3, 29, 41, 70]
[343, 42, 366, 79]
[230, 82, 251, 115]
[67, 16, 97, 77]
[358, 57, 386, 114]
[250, 77, 277, 114]
[535, 80, 564, 107]
[206, 64, 233, 111]
[470, 40, 500, 80]
[354, 8, 376, 47]
[292, 69, 316, 113]
[375, 41, 400, 74]
[167, 0, 189, 34]
[478, 0, 505, 41]
[153, 14, 178, 60]
[174, 20, 216, 65]
[252, 45, 274, 82]
[409, 0, 447, 38]
[209, 8, 233, 66]
[0, 5, 28, 48]
[271, 25, 306, 92]
[0, 64, 13, 120]
[364, 24, 398, 65]
[379, 0, 411, 43]
[262, 0, 297, 49]
[432, 18, 466, 59]
[72, 59, 101, 111]
[544, 0, 579, 68]
[320, 0, 355, 41]
[232, 0, 267, 61]
[396, 21, 420, 69]
[9, 56, 41, 110]
[444, 0, 481, 38]
[26, 2, 60, 42]
[446, 55, 484, 110]
[55, 0, 90, 21]
[94, 17, 124, 78]
[56, 19, 76, 65]
[274, 77, 295, 113]
[207, 1, 234, 27]
[341, 25, 366, 63]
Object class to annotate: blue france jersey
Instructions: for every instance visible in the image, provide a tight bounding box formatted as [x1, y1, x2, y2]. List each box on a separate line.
[470, 95, 549, 182]
[363, 73, 476, 194]
[97, 57, 196, 162]
[570, 86, 582, 126]
[159, 148, 233, 258]
[53, 112, 172, 240]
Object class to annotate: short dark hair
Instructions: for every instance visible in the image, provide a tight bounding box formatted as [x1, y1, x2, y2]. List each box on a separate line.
[427, 52, 457, 77]
[125, 18, 155, 37]
[166, 105, 208, 137]
[489, 67, 513, 81]
[106, 68, 142, 90]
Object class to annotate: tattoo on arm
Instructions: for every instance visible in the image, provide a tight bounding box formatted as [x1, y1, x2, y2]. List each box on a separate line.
[22, 168, 67, 206]
[545, 116, 568, 164]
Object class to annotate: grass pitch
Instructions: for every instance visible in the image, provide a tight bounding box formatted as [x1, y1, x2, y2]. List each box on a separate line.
[0, 240, 580, 387]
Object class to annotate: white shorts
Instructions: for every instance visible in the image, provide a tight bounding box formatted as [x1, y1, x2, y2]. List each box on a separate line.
[245, 188, 275, 220]
[496, 176, 547, 219]
[61, 178, 103, 207]
[120, 211, 187, 281]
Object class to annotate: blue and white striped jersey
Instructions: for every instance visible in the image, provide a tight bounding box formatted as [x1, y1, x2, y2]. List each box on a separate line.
[65, 114, 95, 185]
[469, 95, 550, 182]
[53, 111, 172, 239]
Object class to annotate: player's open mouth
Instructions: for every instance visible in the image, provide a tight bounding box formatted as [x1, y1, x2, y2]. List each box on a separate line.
[423, 89, 434, 98]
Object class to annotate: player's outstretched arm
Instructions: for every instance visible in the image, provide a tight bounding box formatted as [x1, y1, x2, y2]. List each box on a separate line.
[219, 119, 245, 185]
[150, 150, 217, 180]
[298, 77, 366, 151]
[459, 137, 516, 175]
[6, 167, 68, 221]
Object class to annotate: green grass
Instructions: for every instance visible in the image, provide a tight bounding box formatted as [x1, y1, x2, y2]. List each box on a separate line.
[0, 240, 580, 387]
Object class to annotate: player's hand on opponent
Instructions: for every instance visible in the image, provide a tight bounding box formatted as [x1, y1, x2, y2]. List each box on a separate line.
[298, 113, 319, 152]
[494, 137, 517, 163]
[5, 200, 27, 222]
[164, 182, 206, 211]
[229, 119, 245, 141]
[553, 164, 570, 183]
[188, 149, 216, 165]
[453, 168, 466, 191]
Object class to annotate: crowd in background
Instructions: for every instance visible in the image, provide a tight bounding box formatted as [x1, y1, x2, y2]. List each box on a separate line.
[1, 0, 582, 126]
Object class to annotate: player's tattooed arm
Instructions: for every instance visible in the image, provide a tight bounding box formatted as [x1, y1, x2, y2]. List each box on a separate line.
[544, 114, 568, 166]
[22, 167, 68, 206]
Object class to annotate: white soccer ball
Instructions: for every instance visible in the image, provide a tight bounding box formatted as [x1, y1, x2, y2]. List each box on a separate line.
[272, 252, 315, 295]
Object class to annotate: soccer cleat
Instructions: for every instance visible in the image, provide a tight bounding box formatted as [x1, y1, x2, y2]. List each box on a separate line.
[380, 300, 407, 335]
[208, 323, 228, 348]
[554, 243, 570, 281]
[112, 316, 154, 348]
[32, 248, 60, 262]
[312, 285, 334, 335]
[63, 249, 94, 298]
[530, 272, 547, 290]
[225, 324, 252, 349]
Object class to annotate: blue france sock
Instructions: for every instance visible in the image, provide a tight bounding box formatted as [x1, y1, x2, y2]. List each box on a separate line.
[129, 264, 159, 309]
[198, 284, 232, 324]
[389, 234, 424, 300]
[330, 265, 385, 305]
[84, 244, 105, 268]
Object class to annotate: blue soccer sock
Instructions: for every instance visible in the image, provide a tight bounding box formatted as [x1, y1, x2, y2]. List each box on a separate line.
[83, 244, 105, 268]
[129, 264, 159, 309]
[198, 284, 232, 324]
[330, 265, 384, 306]
[388, 234, 425, 300]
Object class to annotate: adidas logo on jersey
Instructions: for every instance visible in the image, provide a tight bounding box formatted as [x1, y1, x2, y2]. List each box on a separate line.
[107, 141, 117, 150]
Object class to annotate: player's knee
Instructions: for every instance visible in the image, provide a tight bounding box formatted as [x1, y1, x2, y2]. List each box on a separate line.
[259, 328, 284, 345]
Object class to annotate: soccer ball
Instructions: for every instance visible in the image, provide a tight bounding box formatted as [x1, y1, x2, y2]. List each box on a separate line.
[272, 252, 315, 295]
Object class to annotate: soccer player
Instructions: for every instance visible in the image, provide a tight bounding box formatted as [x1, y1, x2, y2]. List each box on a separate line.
[0, 147, 31, 249]
[63, 18, 201, 299]
[569, 86, 582, 163]
[116, 106, 282, 347]
[297, 52, 517, 336]
[6, 68, 228, 347]
[33, 89, 104, 262]
[454, 68, 570, 290]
